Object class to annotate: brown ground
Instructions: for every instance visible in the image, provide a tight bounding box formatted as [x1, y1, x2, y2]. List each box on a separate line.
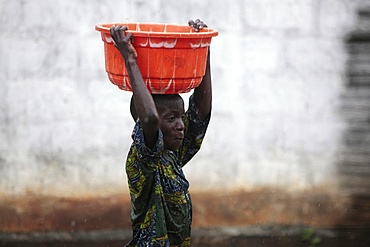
[1, 187, 370, 246]
[0, 187, 349, 233]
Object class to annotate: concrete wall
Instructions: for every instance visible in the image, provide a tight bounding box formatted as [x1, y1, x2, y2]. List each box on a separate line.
[0, 0, 362, 195]
[0, 0, 366, 232]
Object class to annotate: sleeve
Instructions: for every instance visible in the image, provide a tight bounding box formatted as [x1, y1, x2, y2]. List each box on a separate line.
[178, 95, 211, 166]
[131, 120, 164, 164]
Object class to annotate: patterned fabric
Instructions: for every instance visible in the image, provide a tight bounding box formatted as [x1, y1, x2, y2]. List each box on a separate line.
[125, 95, 210, 247]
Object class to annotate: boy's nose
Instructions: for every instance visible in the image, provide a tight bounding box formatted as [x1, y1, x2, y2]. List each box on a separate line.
[176, 119, 184, 131]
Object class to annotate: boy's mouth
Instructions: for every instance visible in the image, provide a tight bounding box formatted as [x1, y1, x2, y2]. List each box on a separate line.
[174, 136, 184, 143]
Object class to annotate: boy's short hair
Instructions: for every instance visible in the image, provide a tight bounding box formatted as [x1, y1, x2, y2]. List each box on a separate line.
[130, 94, 183, 122]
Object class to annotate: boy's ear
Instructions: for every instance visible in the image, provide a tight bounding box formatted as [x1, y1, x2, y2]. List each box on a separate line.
[130, 95, 138, 121]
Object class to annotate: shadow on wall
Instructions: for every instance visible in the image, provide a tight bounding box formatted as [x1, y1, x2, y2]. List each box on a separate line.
[336, 6, 370, 246]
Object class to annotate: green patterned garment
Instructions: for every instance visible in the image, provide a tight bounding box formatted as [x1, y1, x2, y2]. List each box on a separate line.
[125, 95, 210, 247]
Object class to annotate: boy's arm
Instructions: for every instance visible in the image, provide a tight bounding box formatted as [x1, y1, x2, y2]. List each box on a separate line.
[193, 49, 212, 120]
[110, 25, 159, 149]
[189, 19, 212, 120]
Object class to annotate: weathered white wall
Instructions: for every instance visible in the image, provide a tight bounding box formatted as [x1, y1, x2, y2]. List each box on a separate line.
[0, 0, 363, 196]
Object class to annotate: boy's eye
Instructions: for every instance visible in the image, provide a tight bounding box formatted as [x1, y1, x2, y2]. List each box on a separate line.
[167, 116, 176, 121]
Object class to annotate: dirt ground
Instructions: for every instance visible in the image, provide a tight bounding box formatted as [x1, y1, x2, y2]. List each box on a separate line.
[1, 188, 369, 246]
[0, 187, 348, 232]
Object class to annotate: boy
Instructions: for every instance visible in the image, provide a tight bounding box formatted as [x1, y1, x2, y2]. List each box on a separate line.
[110, 20, 212, 247]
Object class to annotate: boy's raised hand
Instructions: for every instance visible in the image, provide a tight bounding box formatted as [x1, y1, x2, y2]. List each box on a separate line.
[110, 25, 158, 149]
[188, 19, 207, 32]
[110, 25, 137, 62]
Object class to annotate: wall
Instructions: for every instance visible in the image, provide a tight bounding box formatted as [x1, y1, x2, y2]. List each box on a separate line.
[339, 4, 370, 228]
[0, 0, 365, 232]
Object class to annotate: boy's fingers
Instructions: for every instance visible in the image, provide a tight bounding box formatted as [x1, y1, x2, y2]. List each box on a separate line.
[124, 32, 133, 43]
[115, 25, 122, 37]
[118, 26, 130, 40]
[114, 25, 121, 32]
[120, 26, 128, 32]
[110, 25, 116, 37]
[110, 25, 120, 37]
[188, 19, 207, 32]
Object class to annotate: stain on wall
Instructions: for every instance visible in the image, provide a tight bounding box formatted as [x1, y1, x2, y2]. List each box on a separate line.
[335, 4, 370, 246]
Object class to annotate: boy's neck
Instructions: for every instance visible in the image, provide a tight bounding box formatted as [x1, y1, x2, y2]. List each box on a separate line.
[163, 149, 175, 161]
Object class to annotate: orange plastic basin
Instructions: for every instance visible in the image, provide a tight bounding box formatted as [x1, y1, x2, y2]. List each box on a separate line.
[95, 22, 218, 94]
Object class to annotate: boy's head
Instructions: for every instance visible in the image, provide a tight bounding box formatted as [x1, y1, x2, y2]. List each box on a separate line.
[130, 94, 185, 151]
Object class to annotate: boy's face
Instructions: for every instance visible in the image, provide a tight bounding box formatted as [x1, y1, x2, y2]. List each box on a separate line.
[157, 97, 185, 151]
